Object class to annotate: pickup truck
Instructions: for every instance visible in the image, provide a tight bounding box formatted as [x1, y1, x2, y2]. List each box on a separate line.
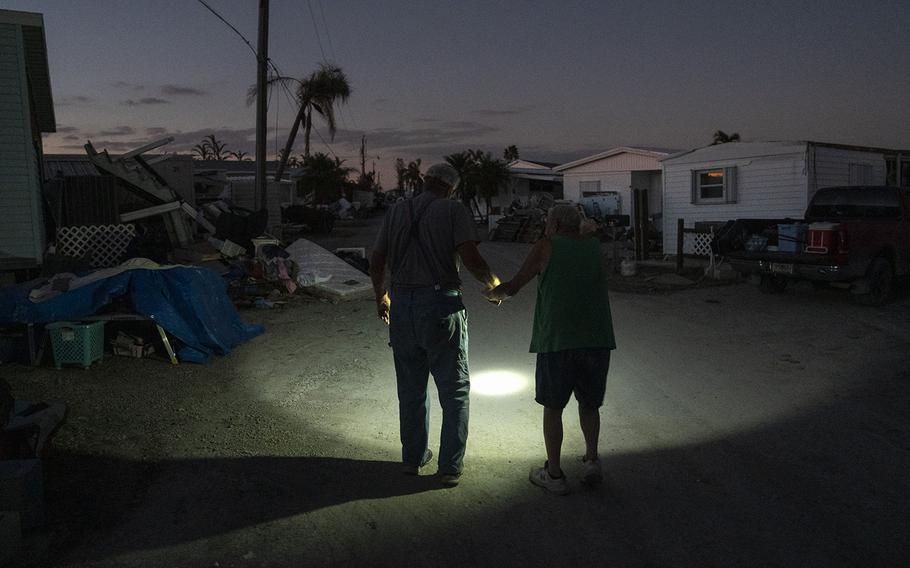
[717, 186, 910, 305]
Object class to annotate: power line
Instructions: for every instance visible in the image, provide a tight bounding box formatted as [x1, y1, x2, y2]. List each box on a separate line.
[317, 0, 337, 61]
[306, 0, 329, 63]
[307, 2, 361, 151]
[196, 0, 342, 161]
[195, 0, 258, 59]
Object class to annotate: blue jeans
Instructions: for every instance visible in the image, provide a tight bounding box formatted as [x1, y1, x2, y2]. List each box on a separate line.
[389, 286, 470, 475]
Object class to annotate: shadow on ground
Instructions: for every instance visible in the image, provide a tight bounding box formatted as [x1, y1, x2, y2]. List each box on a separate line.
[33, 368, 910, 567]
[38, 454, 444, 564]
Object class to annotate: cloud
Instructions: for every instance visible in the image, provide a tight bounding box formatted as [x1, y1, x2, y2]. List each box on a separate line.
[57, 95, 93, 106]
[321, 121, 500, 162]
[160, 127, 259, 154]
[122, 97, 171, 106]
[145, 127, 168, 136]
[112, 81, 145, 91]
[472, 108, 528, 117]
[98, 126, 136, 136]
[161, 84, 207, 96]
[62, 135, 80, 141]
[67, 139, 137, 152]
[372, 97, 390, 107]
[56, 125, 79, 133]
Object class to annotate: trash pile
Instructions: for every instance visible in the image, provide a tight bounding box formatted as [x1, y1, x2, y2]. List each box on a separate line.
[0, 136, 380, 368]
[491, 208, 547, 242]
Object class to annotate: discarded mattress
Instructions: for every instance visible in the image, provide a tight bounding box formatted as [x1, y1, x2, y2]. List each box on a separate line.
[285, 239, 373, 301]
[0, 265, 263, 364]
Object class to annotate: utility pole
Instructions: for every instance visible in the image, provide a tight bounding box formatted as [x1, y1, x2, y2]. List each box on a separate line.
[360, 135, 366, 178]
[254, 0, 269, 213]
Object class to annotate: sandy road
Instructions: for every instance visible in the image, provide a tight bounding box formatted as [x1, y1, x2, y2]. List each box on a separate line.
[6, 217, 910, 567]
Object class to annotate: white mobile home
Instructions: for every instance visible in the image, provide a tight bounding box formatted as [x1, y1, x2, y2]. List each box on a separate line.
[503, 159, 562, 207]
[0, 9, 55, 272]
[661, 141, 910, 252]
[555, 147, 672, 231]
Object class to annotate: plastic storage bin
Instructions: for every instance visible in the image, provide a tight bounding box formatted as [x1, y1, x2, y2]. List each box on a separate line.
[777, 223, 808, 253]
[46, 321, 105, 369]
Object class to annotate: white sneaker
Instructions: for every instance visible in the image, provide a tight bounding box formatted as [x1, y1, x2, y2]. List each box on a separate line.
[529, 463, 569, 495]
[581, 456, 603, 485]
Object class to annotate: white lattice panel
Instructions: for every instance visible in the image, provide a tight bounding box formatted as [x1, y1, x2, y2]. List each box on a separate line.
[57, 224, 136, 268]
[684, 232, 714, 257]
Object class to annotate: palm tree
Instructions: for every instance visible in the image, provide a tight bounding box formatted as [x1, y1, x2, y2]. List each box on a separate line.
[503, 145, 520, 161]
[192, 142, 212, 160]
[394, 158, 406, 191]
[297, 152, 356, 203]
[473, 152, 511, 221]
[712, 130, 741, 145]
[444, 150, 477, 208]
[202, 134, 230, 160]
[272, 64, 351, 181]
[404, 159, 423, 194]
[229, 150, 249, 161]
[277, 148, 302, 169]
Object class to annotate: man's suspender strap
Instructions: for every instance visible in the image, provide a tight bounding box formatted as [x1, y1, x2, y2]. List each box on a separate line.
[394, 198, 442, 290]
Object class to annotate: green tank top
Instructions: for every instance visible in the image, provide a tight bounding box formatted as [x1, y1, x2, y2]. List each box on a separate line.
[529, 236, 616, 353]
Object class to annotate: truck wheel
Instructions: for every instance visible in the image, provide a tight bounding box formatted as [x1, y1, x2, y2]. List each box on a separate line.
[759, 274, 788, 294]
[855, 257, 893, 306]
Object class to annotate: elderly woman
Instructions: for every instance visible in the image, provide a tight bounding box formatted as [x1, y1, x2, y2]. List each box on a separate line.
[488, 205, 616, 495]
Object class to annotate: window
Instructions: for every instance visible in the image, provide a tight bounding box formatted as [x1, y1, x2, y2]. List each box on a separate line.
[691, 167, 736, 203]
[579, 180, 601, 196]
[698, 170, 725, 199]
[848, 163, 873, 185]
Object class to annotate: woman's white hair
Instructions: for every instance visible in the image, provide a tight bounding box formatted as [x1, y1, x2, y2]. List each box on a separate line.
[547, 204, 581, 232]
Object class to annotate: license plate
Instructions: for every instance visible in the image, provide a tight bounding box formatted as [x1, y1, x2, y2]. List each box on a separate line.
[770, 263, 793, 275]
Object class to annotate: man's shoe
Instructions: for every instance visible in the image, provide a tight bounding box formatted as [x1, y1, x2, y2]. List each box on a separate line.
[402, 449, 433, 476]
[439, 472, 462, 487]
[529, 462, 569, 495]
[581, 456, 603, 485]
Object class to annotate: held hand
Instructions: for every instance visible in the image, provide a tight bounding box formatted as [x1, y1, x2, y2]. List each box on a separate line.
[483, 275, 503, 305]
[486, 283, 510, 302]
[376, 293, 391, 325]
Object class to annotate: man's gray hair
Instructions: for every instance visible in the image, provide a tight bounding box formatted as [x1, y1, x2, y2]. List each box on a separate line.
[548, 204, 581, 232]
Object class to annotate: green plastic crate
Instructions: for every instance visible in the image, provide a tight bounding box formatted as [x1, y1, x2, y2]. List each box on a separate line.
[46, 321, 105, 369]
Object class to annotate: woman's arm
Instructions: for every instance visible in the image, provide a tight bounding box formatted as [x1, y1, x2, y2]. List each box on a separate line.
[486, 238, 552, 300]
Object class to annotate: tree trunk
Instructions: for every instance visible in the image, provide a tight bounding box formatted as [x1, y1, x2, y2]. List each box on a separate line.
[274, 102, 307, 182]
[304, 110, 313, 158]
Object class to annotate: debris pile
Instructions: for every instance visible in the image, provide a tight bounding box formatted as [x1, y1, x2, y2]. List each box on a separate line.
[491, 208, 547, 242]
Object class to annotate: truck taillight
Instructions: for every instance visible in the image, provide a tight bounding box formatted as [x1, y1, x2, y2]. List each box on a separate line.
[837, 227, 848, 254]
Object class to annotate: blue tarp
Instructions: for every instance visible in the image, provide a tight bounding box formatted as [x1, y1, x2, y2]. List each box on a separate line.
[0, 267, 264, 364]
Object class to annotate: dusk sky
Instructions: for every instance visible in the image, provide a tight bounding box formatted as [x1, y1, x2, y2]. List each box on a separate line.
[9, 0, 910, 186]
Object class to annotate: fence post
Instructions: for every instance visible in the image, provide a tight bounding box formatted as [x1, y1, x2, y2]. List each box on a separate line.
[676, 218, 684, 274]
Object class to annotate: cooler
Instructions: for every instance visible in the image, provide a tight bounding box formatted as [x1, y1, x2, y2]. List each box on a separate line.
[806, 222, 840, 254]
[777, 223, 808, 253]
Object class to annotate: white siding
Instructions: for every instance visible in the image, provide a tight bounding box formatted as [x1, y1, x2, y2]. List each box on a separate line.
[563, 171, 632, 213]
[560, 151, 664, 173]
[810, 146, 887, 200]
[662, 150, 808, 251]
[0, 22, 43, 262]
[559, 151, 665, 220]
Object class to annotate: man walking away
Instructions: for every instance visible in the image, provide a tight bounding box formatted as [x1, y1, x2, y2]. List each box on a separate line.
[487, 204, 616, 495]
[370, 163, 500, 487]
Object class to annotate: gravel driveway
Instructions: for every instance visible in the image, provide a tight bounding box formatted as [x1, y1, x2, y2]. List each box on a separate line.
[6, 218, 909, 567]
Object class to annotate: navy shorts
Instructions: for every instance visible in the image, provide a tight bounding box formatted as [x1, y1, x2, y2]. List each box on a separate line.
[535, 348, 611, 409]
